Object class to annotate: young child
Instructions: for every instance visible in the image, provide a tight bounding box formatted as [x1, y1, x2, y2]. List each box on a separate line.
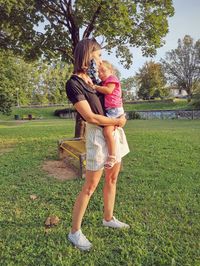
[93, 60, 124, 168]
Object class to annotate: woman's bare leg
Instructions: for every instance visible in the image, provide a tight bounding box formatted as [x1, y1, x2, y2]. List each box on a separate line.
[71, 169, 103, 233]
[103, 162, 121, 221]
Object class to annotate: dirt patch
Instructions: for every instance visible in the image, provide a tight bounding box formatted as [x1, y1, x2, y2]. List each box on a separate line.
[15, 120, 29, 124]
[42, 160, 78, 180]
[0, 147, 14, 155]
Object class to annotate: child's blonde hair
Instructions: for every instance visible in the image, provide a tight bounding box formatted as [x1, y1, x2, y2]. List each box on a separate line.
[102, 60, 116, 75]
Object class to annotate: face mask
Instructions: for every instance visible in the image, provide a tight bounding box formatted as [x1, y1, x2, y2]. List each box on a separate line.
[87, 59, 101, 85]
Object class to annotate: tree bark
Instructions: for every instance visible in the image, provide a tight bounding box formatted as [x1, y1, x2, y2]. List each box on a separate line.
[74, 112, 86, 138]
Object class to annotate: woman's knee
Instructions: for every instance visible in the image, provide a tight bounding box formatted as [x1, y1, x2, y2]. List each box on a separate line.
[82, 182, 98, 197]
[105, 174, 118, 186]
[105, 163, 121, 185]
[82, 169, 102, 196]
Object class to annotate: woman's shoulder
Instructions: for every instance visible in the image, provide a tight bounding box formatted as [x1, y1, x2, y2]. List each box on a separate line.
[66, 75, 82, 96]
[66, 75, 79, 86]
[66, 75, 87, 104]
[66, 75, 96, 99]
[66, 75, 84, 91]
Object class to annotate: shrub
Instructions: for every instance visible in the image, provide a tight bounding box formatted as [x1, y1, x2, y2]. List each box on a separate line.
[54, 108, 75, 117]
[126, 111, 141, 119]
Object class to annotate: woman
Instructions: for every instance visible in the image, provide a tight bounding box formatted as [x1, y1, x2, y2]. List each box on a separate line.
[66, 38, 129, 251]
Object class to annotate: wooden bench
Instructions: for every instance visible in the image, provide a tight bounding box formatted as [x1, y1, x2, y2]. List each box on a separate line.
[22, 114, 36, 120]
[58, 138, 86, 178]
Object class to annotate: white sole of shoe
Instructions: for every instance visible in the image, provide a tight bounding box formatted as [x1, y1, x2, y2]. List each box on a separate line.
[103, 222, 130, 229]
[68, 236, 92, 251]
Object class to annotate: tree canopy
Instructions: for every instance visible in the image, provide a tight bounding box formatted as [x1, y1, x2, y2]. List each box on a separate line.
[161, 35, 200, 99]
[0, 51, 72, 114]
[136, 61, 167, 99]
[0, 0, 174, 68]
[0, 0, 174, 135]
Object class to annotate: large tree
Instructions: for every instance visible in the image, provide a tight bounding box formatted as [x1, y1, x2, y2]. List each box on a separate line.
[136, 61, 167, 99]
[161, 35, 200, 100]
[0, 0, 174, 135]
[31, 59, 72, 105]
[0, 51, 35, 113]
[121, 76, 136, 101]
[0, 51, 72, 113]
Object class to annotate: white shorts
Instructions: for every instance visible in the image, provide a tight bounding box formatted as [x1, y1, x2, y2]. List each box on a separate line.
[106, 107, 124, 118]
[85, 123, 130, 171]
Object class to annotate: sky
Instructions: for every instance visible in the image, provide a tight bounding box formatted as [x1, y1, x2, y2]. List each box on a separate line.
[103, 0, 200, 78]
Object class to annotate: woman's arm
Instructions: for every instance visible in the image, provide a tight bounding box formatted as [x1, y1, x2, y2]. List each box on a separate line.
[93, 83, 115, 95]
[74, 100, 126, 127]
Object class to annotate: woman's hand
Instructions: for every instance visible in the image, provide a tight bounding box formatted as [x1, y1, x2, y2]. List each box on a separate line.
[117, 114, 127, 128]
[74, 100, 126, 127]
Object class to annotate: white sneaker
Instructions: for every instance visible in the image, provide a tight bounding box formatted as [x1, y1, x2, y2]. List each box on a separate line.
[103, 216, 130, 229]
[68, 229, 92, 251]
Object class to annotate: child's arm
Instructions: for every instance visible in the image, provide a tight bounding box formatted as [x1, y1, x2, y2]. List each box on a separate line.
[93, 83, 115, 95]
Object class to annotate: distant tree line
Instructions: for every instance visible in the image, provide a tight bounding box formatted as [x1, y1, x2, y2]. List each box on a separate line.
[122, 35, 200, 101]
[0, 35, 200, 114]
[0, 51, 72, 113]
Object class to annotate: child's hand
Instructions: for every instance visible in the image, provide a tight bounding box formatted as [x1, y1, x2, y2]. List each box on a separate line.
[86, 77, 95, 89]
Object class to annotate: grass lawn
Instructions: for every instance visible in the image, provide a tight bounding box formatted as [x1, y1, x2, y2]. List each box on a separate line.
[124, 99, 193, 111]
[0, 119, 199, 266]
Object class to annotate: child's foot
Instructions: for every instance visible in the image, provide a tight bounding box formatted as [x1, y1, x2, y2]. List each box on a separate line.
[104, 155, 116, 169]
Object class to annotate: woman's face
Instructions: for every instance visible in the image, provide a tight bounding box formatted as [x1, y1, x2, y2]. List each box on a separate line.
[91, 49, 102, 69]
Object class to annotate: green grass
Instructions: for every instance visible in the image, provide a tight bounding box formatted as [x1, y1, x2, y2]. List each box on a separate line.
[0, 119, 200, 265]
[124, 99, 193, 111]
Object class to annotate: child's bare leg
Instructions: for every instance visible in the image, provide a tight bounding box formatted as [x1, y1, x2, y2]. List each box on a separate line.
[103, 126, 115, 156]
[103, 126, 116, 168]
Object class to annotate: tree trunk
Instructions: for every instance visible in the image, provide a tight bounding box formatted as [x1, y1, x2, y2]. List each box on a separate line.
[74, 112, 86, 138]
[187, 88, 192, 102]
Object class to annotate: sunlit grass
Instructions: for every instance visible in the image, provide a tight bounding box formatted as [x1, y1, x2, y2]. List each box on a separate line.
[124, 99, 192, 111]
[0, 119, 199, 265]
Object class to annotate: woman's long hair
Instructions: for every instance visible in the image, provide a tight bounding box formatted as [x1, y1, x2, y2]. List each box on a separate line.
[73, 38, 101, 74]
